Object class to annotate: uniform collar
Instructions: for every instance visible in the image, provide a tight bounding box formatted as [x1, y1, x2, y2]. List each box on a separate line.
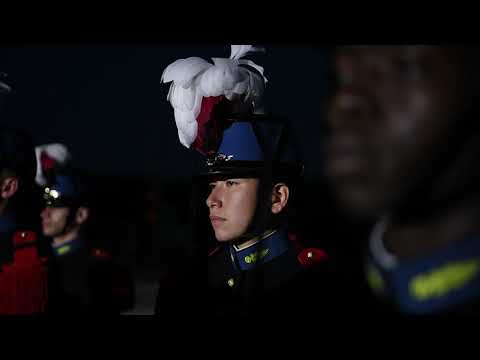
[52, 236, 85, 257]
[229, 228, 290, 271]
[366, 219, 480, 314]
[0, 212, 15, 234]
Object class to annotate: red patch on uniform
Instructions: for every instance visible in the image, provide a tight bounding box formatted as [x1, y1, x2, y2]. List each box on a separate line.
[0, 257, 49, 314]
[13, 231, 37, 246]
[91, 248, 112, 260]
[297, 248, 328, 268]
[0, 230, 48, 314]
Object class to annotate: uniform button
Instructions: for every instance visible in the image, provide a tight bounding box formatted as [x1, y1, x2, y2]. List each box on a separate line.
[307, 251, 313, 258]
[21, 232, 26, 238]
[227, 278, 235, 287]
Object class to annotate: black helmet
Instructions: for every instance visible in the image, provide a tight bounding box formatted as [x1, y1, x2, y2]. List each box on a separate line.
[200, 113, 303, 181]
[42, 170, 90, 209]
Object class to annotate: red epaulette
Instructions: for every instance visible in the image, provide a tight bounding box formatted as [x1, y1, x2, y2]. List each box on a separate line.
[12, 231, 41, 265]
[208, 244, 223, 257]
[90, 248, 112, 261]
[297, 248, 328, 268]
[13, 230, 37, 246]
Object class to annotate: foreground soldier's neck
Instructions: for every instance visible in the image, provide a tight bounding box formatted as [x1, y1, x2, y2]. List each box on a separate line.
[233, 229, 276, 251]
[384, 195, 480, 260]
[53, 229, 80, 248]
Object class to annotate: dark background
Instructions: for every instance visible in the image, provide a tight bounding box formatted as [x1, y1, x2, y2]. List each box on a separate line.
[0, 45, 328, 178]
[0, 45, 356, 272]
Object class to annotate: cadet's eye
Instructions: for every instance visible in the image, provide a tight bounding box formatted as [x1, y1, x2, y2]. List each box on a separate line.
[226, 180, 239, 187]
[208, 182, 217, 190]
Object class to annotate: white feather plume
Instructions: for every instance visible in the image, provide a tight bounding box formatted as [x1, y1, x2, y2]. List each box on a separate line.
[230, 45, 265, 60]
[162, 57, 211, 88]
[34, 143, 71, 186]
[161, 45, 267, 148]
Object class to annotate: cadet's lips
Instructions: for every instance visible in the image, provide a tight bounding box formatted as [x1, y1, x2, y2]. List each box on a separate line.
[209, 215, 226, 226]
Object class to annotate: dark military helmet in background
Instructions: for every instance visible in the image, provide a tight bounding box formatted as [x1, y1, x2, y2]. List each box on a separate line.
[43, 170, 91, 209]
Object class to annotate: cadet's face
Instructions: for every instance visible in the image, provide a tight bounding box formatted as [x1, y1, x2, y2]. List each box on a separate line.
[41, 206, 70, 237]
[326, 46, 467, 217]
[206, 178, 259, 242]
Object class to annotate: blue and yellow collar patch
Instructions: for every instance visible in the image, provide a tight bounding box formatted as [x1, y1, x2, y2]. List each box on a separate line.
[229, 229, 290, 271]
[366, 234, 480, 314]
[52, 237, 85, 257]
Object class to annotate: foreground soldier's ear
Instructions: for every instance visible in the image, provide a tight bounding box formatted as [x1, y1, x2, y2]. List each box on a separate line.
[271, 183, 289, 214]
[75, 207, 90, 225]
[0, 176, 18, 200]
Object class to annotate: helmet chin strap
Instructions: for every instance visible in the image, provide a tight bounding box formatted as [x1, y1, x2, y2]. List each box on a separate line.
[232, 228, 277, 250]
[232, 186, 279, 247]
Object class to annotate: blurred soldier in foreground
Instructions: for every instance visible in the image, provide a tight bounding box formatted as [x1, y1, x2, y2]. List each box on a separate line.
[325, 46, 480, 315]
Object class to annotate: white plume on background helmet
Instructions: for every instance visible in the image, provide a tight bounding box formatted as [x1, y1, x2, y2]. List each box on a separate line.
[161, 45, 268, 148]
[35, 143, 71, 186]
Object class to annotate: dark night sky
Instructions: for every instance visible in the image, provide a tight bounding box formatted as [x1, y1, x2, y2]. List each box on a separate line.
[0, 45, 328, 180]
